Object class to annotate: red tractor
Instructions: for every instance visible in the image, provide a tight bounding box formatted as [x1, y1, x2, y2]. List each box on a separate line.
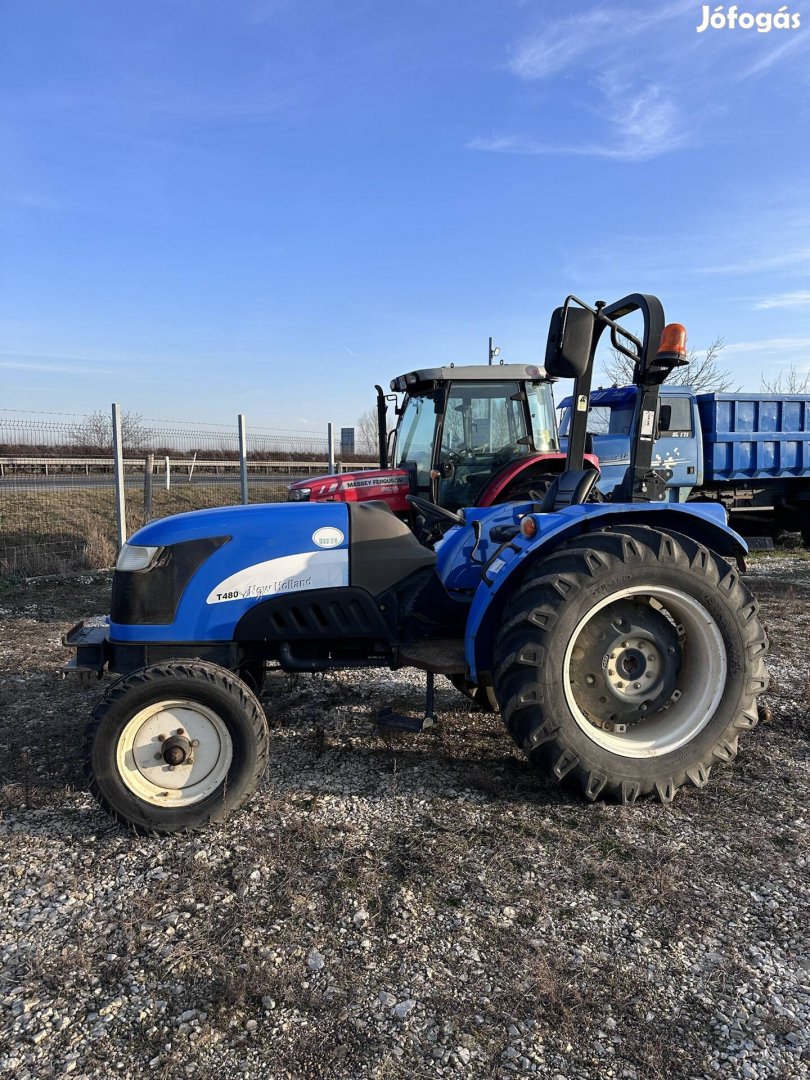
[288, 363, 597, 517]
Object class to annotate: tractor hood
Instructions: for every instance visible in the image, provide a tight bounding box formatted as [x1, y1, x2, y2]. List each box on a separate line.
[109, 501, 435, 645]
[288, 467, 412, 512]
[112, 503, 353, 642]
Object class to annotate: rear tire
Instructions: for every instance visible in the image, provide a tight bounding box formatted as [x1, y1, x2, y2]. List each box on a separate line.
[84, 660, 269, 833]
[493, 527, 769, 804]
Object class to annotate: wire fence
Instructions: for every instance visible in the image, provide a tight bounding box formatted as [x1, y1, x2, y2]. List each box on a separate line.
[0, 408, 375, 577]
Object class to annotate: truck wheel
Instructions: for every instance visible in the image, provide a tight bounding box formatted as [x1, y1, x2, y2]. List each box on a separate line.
[448, 674, 499, 713]
[493, 527, 769, 804]
[84, 660, 269, 834]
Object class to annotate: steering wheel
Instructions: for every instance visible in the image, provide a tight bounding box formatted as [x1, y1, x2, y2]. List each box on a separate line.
[406, 495, 463, 526]
[490, 444, 517, 469]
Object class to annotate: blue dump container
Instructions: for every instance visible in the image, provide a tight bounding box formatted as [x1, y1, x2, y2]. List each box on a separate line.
[696, 393, 810, 481]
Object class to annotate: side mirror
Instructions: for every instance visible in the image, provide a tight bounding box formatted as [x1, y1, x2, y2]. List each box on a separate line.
[545, 305, 596, 379]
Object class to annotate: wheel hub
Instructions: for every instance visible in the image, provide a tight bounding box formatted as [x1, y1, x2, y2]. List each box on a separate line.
[161, 734, 193, 766]
[570, 599, 682, 729]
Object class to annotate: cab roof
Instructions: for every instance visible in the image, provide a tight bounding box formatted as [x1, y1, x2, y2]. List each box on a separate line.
[390, 363, 548, 393]
[557, 385, 695, 409]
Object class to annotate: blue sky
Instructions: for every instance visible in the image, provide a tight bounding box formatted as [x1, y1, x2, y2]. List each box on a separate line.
[1, 0, 809, 430]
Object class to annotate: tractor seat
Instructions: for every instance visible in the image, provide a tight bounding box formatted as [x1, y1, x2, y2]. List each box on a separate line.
[538, 468, 598, 513]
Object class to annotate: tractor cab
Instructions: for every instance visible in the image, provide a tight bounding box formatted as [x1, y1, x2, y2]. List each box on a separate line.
[288, 364, 566, 515]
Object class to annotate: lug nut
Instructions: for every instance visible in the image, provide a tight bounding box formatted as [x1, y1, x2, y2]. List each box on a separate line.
[191, 739, 200, 747]
[176, 728, 185, 736]
[586, 675, 596, 685]
[633, 682, 640, 689]
[168, 765, 176, 771]
[158, 734, 166, 742]
[154, 753, 162, 760]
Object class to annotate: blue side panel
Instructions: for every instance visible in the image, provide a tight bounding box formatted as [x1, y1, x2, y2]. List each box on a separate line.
[462, 502, 745, 681]
[696, 393, 810, 481]
[110, 503, 350, 643]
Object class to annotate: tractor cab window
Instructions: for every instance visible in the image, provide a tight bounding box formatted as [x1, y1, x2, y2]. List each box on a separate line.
[438, 380, 531, 509]
[395, 392, 436, 493]
[527, 381, 559, 453]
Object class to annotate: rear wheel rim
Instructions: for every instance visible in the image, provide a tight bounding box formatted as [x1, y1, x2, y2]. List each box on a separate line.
[115, 699, 233, 807]
[562, 586, 727, 759]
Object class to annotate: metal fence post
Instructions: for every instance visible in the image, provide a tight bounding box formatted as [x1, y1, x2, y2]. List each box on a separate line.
[327, 422, 335, 474]
[111, 403, 127, 550]
[165, 456, 171, 492]
[238, 414, 249, 505]
[144, 453, 154, 522]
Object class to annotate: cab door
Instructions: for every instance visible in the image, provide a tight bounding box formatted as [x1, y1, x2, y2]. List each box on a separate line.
[653, 395, 698, 501]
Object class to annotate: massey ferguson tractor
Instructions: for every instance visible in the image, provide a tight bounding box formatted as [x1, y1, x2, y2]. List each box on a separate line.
[65, 293, 769, 833]
[287, 364, 590, 514]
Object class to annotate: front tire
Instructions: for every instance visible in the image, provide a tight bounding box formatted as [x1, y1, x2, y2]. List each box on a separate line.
[84, 660, 269, 833]
[493, 527, 769, 804]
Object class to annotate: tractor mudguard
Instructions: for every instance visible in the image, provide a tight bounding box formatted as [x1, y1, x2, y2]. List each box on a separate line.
[462, 502, 748, 683]
[474, 452, 600, 506]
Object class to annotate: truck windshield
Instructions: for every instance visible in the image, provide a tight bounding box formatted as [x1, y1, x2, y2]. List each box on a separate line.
[559, 402, 636, 437]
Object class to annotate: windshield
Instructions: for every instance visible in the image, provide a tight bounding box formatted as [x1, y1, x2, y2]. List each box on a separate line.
[559, 401, 636, 437]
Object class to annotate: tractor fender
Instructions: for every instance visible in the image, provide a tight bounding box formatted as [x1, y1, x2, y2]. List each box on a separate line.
[464, 502, 748, 683]
[475, 452, 599, 506]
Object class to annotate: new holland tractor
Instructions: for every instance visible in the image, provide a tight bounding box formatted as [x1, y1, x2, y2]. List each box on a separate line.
[65, 294, 769, 833]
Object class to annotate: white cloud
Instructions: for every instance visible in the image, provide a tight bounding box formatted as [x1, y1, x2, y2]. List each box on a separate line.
[699, 247, 810, 275]
[723, 337, 810, 355]
[754, 290, 810, 310]
[507, 2, 694, 82]
[469, 78, 690, 163]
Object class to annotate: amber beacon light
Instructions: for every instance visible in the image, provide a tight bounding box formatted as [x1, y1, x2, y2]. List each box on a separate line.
[656, 323, 688, 363]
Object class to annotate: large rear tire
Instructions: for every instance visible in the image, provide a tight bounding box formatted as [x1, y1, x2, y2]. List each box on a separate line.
[84, 660, 269, 833]
[493, 527, 769, 803]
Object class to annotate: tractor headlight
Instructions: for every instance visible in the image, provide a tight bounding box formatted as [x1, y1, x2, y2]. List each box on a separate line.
[116, 544, 162, 572]
[288, 487, 311, 502]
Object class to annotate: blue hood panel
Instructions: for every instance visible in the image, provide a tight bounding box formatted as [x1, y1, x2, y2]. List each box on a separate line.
[113, 503, 350, 642]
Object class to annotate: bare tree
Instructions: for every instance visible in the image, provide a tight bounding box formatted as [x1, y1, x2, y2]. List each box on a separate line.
[600, 337, 735, 392]
[760, 364, 810, 394]
[355, 407, 380, 456]
[71, 409, 151, 450]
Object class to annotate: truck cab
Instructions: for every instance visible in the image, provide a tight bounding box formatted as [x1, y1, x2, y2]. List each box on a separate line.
[558, 385, 702, 501]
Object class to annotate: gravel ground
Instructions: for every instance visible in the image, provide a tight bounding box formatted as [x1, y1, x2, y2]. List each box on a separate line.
[0, 553, 808, 1080]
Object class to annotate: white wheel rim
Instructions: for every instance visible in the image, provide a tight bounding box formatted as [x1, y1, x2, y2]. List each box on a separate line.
[563, 586, 728, 759]
[116, 699, 233, 807]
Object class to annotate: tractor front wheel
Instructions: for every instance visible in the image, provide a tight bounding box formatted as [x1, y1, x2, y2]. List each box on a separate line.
[493, 527, 768, 804]
[84, 660, 268, 833]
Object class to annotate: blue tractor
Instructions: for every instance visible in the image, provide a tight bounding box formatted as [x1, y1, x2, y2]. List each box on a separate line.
[65, 294, 769, 833]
